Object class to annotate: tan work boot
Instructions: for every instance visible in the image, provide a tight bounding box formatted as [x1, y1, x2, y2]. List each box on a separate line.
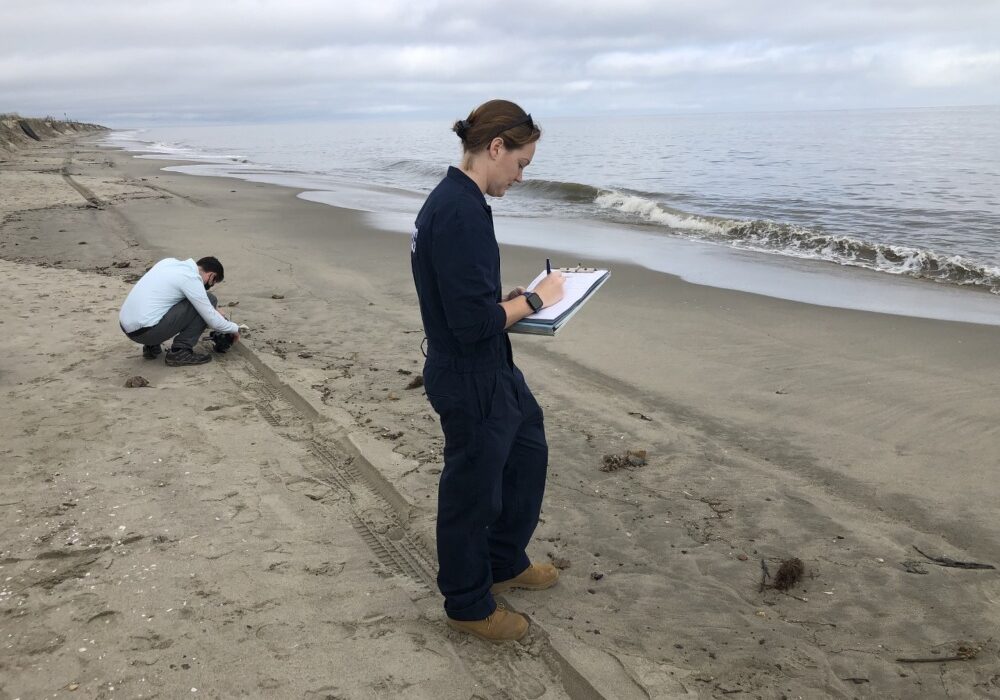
[446, 603, 529, 643]
[490, 563, 560, 594]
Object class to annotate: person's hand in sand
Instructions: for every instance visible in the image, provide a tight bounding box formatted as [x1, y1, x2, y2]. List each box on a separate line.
[213, 308, 241, 344]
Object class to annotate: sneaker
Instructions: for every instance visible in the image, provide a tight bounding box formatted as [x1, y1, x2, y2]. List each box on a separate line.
[164, 348, 212, 367]
[490, 563, 560, 594]
[446, 603, 529, 643]
[142, 344, 162, 359]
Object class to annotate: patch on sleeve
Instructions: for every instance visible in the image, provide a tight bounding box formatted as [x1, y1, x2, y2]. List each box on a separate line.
[410, 226, 419, 253]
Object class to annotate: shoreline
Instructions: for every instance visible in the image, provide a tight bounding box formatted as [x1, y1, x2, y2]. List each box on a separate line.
[2, 132, 998, 697]
[108, 129, 1000, 326]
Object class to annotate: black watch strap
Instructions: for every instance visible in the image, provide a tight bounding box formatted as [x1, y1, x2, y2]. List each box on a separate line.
[525, 291, 543, 312]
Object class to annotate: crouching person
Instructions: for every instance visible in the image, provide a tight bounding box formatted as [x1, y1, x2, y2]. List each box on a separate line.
[119, 256, 239, 366]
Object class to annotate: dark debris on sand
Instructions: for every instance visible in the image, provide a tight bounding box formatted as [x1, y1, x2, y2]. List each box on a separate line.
[601, 449, 647, 472]
[773, 558, 805, 591]
[405, 376, 424, 390]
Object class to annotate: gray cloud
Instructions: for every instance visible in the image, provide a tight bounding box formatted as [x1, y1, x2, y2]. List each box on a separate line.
[1, 0, 997, 124]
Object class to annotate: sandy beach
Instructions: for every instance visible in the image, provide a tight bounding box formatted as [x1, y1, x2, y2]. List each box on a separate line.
[2, 130, 999, 699]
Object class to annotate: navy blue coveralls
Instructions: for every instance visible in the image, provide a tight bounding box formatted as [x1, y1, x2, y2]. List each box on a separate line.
[411, 166, 548, 621]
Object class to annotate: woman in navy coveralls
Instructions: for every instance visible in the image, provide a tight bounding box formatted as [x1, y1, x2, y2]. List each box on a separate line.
[410, 100, 566, 642]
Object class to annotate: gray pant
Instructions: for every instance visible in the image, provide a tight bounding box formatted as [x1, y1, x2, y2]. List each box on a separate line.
[126, 293, 218, 351]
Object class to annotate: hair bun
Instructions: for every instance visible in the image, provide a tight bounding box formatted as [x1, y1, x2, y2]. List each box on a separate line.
[454, 119, 470, 140]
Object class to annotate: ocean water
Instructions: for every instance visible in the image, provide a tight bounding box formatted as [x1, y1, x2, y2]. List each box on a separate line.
[105, 106, 1000, 323]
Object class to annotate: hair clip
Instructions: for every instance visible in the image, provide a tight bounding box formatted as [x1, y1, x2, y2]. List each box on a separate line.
[488, 114, 534, 142]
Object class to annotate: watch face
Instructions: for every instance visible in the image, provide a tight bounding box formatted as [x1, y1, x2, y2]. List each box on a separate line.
[527, 292, 543, 312]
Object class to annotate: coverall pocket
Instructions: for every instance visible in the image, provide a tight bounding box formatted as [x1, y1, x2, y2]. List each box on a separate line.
[425, 367, 502, 420]
[424, 366, 504, 462]
[512, 364, 543, 421]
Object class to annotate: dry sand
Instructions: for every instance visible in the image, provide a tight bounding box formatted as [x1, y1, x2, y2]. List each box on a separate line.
[1, 132, 998, 699]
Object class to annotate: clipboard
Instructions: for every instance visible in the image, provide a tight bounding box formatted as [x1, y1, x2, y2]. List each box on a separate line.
[509, 266, 610, 336]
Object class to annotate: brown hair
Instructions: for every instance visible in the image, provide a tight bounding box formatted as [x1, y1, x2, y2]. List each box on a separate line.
[453, 99, 541, 154]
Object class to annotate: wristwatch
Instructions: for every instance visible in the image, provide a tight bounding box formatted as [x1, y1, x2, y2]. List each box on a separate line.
[524, 291, 543, 313]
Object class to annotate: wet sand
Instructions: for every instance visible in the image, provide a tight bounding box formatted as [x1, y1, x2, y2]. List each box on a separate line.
[1, 132, 998, 698]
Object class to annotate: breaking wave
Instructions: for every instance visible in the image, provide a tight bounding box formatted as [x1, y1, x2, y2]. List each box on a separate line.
[518, 178, 603, 203]
[381, 159, 445, 178]
[594, 190, 728, 235]
[593, 189, 1000, 292]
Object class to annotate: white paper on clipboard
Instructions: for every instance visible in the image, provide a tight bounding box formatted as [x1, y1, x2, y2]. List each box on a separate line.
[524, 267, 609, 321]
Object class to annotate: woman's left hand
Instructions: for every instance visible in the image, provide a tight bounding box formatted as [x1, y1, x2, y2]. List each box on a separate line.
[504, 286, 527, 301]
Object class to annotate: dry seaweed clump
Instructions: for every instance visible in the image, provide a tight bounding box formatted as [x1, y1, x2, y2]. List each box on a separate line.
[601, 449, 647, 472]
[773, 557, 805, 590]
[405, 375, 424, 390]
[124, 376, 149, 388]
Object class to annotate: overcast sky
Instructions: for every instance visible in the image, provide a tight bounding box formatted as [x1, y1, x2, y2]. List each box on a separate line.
[2, 0, 998, 125]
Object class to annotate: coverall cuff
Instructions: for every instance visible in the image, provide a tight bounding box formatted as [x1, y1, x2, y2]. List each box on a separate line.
[487, 302, 507, 336]
[445, 593, 497, 622]
[491, 553, 532, 584]
[450, 302, 508, 345]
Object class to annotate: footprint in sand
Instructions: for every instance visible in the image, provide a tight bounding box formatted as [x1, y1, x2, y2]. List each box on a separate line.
[85, 610, 119, 626]
[303, 686, 345, 700]
[255, 622, 307, 657]
[12, 626, 66, 656]
[303, 560, 346, 577]
[128, 632, 174, 651]
[259, 459, 284, 485]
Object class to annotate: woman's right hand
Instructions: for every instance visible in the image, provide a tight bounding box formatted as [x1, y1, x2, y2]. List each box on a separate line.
[534, 270, 565, 308]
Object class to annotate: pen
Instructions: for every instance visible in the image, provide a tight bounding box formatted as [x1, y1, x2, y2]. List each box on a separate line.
[546, 258, 551, 275]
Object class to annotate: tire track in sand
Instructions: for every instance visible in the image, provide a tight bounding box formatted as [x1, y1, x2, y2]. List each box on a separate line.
[222, 342, 605, 700]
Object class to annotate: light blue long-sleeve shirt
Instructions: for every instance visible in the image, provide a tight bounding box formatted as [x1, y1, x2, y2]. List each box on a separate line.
[119, 258, 239, 335]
